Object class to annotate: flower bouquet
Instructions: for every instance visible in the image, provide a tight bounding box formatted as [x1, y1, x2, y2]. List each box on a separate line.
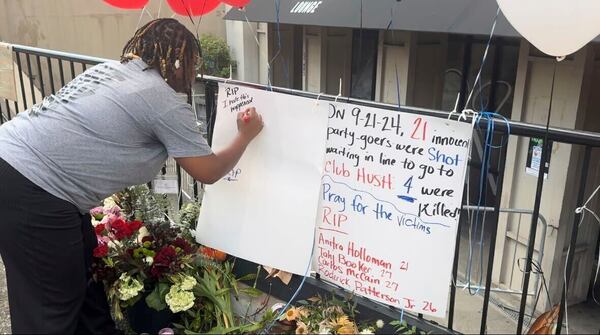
[90, 187, 266, 334]
[91, 199, 198, 328]
[269, 295, 385, 334]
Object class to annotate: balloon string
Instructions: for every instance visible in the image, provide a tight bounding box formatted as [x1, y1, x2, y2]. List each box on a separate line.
[463, 5, 500, 296]
[464, 6, 499, 109]
[241, 10, 272, 86]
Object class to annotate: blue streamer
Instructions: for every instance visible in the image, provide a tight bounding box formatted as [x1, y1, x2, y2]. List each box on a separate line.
[462, 6, 508, 296]
[262, 235, 316, 333]
[464, 110, 511, 296]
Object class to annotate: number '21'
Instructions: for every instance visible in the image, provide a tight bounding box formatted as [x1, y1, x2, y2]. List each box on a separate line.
[411, 117, 427, 141]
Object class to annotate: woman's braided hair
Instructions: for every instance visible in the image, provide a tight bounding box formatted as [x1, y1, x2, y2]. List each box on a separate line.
[121, 18, 201, 95]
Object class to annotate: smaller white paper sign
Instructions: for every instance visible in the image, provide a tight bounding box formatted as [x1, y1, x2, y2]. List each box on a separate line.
[196, 83, 329, 275]
[153, 176, 179, 194]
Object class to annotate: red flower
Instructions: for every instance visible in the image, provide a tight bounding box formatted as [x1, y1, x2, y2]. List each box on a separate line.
[93, 244, 109, 258]
[128, 220, 143, 233]
[173, 237, 194, 254]
[150, 245, 178, 278]
[109, 219, 131, 240]
[94, 223, 106, 235]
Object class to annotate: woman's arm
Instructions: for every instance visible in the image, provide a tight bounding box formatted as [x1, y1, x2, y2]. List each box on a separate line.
[175, 107, 263, 184]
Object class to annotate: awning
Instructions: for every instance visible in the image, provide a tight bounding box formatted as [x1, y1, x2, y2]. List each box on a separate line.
[225, 0, 600, 41]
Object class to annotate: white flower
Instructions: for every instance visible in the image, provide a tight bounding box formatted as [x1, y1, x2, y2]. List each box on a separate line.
[116, 273, 143, 301]
[295, 321, 308, 335]
[318, 320, 332, 334]
[376, 319, 384, 329]
[359, 329, 374, 335]
[137, 226, 150, 244]
[108, 239, 122, 249]
[165, 286, 195, 313]
[103, 197, 117, 208]
[144, 256, 154, 265]
[174, 59, 180, 69]
[318, 326, 332, 334]
[178, 275, 197, 291]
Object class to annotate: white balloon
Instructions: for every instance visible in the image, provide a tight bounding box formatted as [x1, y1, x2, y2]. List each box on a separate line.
[497, 0, 600, 57]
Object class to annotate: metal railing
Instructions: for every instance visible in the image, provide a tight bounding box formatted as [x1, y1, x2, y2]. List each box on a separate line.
[201, 75, 600, 335]
[454, 205, 549, 329]
[2, 43, 599, 334]
[456, 206, 548, 295]
[0, 44, 207, 205]
[0, 45, 108, 121]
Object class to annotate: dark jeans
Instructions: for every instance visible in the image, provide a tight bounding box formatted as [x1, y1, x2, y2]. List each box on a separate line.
[0, 158, 117, 334]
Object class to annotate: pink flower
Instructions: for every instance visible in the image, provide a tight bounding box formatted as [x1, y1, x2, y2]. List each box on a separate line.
[105, 205, 121, 216]
[97, 236, 111, 245]
[100, 213, 118, 226]
[90, 207, 105, 220]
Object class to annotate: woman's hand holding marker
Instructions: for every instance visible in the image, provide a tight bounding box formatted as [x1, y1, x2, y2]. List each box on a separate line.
[237, 107, 263, 143]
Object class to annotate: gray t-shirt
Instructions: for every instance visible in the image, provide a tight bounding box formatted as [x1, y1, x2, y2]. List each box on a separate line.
[0, 59, 212, 212]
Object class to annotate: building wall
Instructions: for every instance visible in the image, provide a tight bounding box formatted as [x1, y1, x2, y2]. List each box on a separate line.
[552, 44, 600, 306]
[300, 26, 353, 95]
[377, 31, 413, 105]
[0, 0, 226, 59]
[493, 42, 593, 311]
[228, 19, 599, 315]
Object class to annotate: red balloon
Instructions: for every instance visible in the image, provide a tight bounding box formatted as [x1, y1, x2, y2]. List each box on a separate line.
[103, 0, 149, 9]
[222, 0, 251, 7]
[166, 0, 222, 16]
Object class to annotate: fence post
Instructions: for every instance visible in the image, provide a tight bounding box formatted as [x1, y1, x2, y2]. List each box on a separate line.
[555, 145, 592, 334]
[480, 127, 510, 333]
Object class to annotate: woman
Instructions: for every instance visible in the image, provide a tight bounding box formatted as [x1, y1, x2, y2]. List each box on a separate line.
[0, 18, 262, 334]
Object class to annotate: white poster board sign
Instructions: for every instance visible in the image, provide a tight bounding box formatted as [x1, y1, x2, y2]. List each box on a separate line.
[314, 102, 472, 317]
[196, 83, 328, 275]
[0, 43, 17, 101]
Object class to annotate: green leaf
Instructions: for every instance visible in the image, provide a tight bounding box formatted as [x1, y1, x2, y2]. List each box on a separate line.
[240, 286, 263, 298]
[158, 282, 170, 297]
[236, 273, 257, 282]
[145, 285, 167, 311]
[206, 326, 228, 334]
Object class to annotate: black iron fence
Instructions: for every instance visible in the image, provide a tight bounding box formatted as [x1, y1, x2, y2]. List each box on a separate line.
[2, 43, 600, 334]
